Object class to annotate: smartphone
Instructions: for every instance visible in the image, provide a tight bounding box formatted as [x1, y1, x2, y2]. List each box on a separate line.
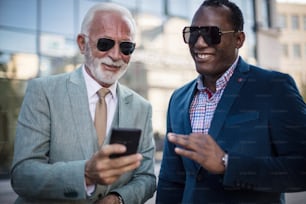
[109, 128, 141, 158]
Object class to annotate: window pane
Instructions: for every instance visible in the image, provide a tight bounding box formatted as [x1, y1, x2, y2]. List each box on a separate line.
[111, 0, 163, 15]
[168, 0, 189, 18]
[0, 0, 37, 30]
[261, 0, 270, 28]
[235, 0, 256, 60]
[279, 14, 287, 29]
[41, 0, 74, 36]
[139, 0, 163, 15]
[291, 15, 300, 30]
[167, 0, 205, 19]
[0, 30, 36, 53]
[282, 44, 289, 57]
[293, 43, 301, 58]
[78, 1, 100, 33]
[304, 16, 306, 30]
[40, 33, 77, 58]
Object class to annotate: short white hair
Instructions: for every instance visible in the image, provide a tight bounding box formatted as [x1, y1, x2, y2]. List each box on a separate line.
[80, 3, 136, 40]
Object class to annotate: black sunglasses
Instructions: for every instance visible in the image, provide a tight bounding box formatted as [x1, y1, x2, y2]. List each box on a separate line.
[183, 26, 236, 46]
[84, 35, 136, 55]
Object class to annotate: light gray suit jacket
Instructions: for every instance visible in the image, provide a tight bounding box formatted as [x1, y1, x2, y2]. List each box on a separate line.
[10, 67, 156, 204]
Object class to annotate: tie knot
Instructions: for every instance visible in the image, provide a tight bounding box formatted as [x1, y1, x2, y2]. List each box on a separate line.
[97, 88, 110, 99]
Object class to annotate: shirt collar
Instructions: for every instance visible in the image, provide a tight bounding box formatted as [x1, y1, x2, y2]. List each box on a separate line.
[82, 65, 117, 100]
[196, 56, 239, 91]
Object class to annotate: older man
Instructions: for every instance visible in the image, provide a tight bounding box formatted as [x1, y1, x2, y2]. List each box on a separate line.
[11, 3, 156, 204]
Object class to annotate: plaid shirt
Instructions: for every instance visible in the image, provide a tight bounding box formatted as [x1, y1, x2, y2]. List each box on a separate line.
[190, 57, 239, 134]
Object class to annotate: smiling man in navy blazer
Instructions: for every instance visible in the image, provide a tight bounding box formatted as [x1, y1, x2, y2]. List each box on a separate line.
[156, 0, 306, 203]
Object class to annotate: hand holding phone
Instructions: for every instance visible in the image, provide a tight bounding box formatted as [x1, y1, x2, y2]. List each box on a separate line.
[109, 128, 141, 158]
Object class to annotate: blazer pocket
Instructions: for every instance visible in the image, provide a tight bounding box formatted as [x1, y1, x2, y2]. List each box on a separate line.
[225, 112, 259, 126]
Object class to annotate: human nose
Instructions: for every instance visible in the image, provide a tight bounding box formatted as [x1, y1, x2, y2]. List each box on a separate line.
[107, 43, 121, 60]
[194, 34, 209, 47]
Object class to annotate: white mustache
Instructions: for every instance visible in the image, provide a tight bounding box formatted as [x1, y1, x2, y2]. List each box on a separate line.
[100, 57, 126, 68]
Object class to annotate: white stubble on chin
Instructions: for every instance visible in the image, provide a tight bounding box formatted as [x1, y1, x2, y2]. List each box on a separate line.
[91, 57, 128, 85]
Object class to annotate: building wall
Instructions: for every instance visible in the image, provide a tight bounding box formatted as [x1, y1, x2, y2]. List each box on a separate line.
[277, 2, 306, 92]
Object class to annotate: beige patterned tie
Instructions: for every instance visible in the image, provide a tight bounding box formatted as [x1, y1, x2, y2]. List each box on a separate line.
[94, 88, 110, 146]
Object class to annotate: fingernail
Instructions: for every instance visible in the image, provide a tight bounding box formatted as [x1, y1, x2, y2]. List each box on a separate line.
[120, 146, 127, 151]
[168, 132, 175, 137]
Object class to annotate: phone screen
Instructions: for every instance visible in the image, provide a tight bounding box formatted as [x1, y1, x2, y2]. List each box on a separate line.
[109, 128, 141, 158]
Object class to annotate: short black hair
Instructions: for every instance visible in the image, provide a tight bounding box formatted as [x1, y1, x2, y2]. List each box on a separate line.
[201, 0, 244, 31]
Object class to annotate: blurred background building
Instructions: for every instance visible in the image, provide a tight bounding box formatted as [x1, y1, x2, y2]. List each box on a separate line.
[0, 1, 306, 202]
[277, 1, 306, 96]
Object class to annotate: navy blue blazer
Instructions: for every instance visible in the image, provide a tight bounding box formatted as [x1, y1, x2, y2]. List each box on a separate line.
[157, 57, 306, 204]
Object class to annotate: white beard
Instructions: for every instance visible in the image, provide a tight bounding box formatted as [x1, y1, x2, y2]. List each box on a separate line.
[84, 43, 128, 85]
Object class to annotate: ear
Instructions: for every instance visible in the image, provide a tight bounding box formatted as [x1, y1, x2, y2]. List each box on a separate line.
[77, 34, 86, 54]
[235, 31, 245, 49]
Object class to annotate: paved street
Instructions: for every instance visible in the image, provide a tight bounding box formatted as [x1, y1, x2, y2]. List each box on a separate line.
[1, 162, 305, 204]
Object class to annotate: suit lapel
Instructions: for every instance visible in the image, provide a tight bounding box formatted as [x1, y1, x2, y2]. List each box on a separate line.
[103, 84, 131, 145]
[116, 84, 134, 127]
[181, 81, 202, 171]
[208, 58, 250, 139]
[183, 84, 197, 134]
[67, 68, 97, 158]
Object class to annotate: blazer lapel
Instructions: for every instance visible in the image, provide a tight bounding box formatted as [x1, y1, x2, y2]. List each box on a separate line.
[209, 58, 250, 139]
[116, 84, 134, 127]
[67, 68, 97, 158]
[181, 81, 202, 171]
[102, 84, 131, 145]
[183, 83, 197, 134]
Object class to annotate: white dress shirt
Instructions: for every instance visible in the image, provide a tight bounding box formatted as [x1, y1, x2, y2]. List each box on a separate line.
[82, 65, 118, 195]
[82, 65, 118, 137]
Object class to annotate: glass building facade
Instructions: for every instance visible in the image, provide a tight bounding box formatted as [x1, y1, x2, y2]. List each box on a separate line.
[0, 0, 257, 176]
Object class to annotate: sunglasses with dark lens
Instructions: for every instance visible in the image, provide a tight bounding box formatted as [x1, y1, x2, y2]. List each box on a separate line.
[83, 35, 136, 55]
[97, 38, 136, 55]
[183, 26, 236, 46]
